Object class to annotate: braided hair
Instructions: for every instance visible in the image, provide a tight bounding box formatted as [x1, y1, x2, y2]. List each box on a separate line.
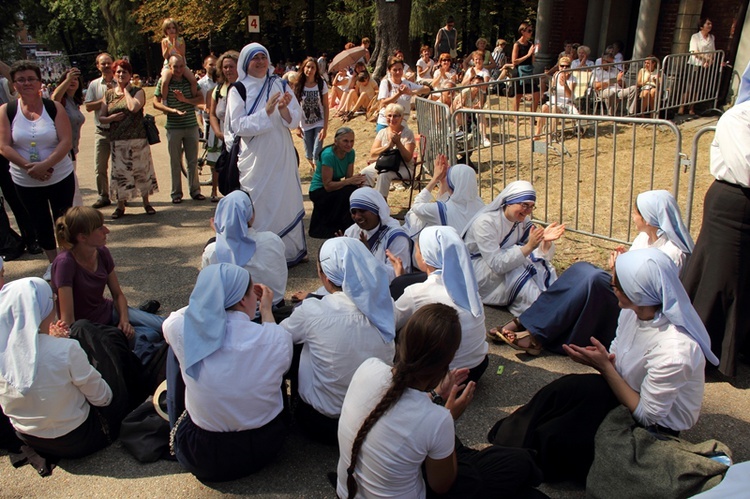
[346, 303, 461, 498]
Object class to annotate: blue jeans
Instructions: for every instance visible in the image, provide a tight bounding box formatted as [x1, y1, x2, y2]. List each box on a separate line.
[302, 127, 323, 162]
[111, 306, 166, 364]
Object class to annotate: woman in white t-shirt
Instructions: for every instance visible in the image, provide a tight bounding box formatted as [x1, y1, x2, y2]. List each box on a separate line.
[294, 57, 329, 172]
[680, 17, 716, 115]
[415, 45, 435, 84]
[375, 56, 430, 132]
[337, 303, 542, 498]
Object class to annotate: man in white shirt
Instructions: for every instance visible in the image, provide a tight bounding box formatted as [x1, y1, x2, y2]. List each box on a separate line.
[84, 53, 115, 208]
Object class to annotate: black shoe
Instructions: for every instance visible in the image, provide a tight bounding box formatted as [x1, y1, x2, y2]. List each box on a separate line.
[26, 242, 44, 255]
[92, 198, 112, 209]
[137, 299, 161, 314]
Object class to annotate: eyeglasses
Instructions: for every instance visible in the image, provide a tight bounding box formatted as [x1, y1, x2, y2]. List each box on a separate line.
[519, 202, 535, 212]
[14, 77, 39, 84]
[385, 114, 402, 118]
[559, 65, 570, 68]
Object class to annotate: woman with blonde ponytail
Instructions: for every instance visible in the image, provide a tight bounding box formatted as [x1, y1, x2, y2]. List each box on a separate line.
[336, 303, 542, 498]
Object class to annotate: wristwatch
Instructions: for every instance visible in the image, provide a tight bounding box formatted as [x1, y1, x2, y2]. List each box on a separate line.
[429, 389, 445, 406]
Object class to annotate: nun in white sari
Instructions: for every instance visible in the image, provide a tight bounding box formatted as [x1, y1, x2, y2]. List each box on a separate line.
[395, 226, 489, 381]
[403, 159, 485, 238]
[462, 180, 564, 315]
[225, 43, 307, 266]
[344, 187, 412, 282]
[202, 190, 287, 308]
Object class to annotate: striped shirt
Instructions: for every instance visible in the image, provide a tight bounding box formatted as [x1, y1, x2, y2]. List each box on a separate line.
[154, 76, 200, 129]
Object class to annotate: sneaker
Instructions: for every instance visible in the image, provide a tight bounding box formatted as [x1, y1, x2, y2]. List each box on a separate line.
[26, 242, 44, 255]
[137, 299, 161, 314]
[42, 263, 52, 282]
[482, 137, 491, 147]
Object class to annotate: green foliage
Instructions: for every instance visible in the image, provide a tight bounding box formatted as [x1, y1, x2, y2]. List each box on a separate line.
[327, 0, 376, 41]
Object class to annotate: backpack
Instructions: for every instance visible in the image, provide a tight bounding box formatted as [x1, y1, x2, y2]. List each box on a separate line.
[6, 98, 58, 123]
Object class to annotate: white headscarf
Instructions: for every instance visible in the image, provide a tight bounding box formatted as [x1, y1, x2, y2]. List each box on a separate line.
[615, 249, 719, 365]
[319, 238, 396, 342]
[349, 187, 400, 229]
[214, 190, 256, 268]
[237, 43, 272, 81]
[182, 263, 251, 379]
[0, 278, 54, 394]
[443, 164, 485, 233]
[636, 190, 694, 254]
[419, 226, 483, 317]
[461, 180, 536, 237]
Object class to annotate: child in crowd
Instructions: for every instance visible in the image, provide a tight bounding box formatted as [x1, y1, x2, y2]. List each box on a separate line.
[159, 18, 198, 100]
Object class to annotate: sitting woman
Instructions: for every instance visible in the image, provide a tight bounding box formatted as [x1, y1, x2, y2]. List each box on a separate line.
[360, 103, 416, 199]
[338, 303, 543, 498]
[202, 190, 287, 311]
[164, 263, 293, 482]
[494, 189, 694, 355]
[0, 278, 130, 460]
[637, 56, 661, 118]
[344, 187, 412, 282]
[308, 127, 367, 239]
[462, 180, 565, 314]
[338, 72, 378, 120]
[534, 56, 577, 139]
[488, 249, 718, 484]
[403, 155, 484, 238]
[280, 238, 395, 444]
[394, 226, 489, 383]
[51, 206, 165, 364]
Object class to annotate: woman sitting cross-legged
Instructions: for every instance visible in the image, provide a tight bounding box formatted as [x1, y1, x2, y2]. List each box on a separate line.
[164, 263, 293, 482]
[280, 237, 395, 445]
[51, 206, 165, 364]
[344, 186, 412, 282]
[488, 249, 718, 484]
[393, 226, 489, 384]
[0, 278, 132, 461]
[492, 189, 694, 355]
[403, 155, 485, 238]
[462, 180, 565, 314]
[202, 190, 287, 312]
[308, 127, 367, 239]
[337, 303, 544, 498]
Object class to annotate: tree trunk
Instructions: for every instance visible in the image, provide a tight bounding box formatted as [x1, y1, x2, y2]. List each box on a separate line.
[372, 0, 412, 80]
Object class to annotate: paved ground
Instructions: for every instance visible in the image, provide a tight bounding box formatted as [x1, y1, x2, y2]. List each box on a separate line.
[1, 110, 748, 498]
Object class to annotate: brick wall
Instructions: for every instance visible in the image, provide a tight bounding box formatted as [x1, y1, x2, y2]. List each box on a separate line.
[548, 0, 589, 61]
[702, 0, 747, 62]
[653, 0, 680, 58]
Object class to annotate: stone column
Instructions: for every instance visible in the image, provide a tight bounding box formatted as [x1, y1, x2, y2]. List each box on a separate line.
[632, 0, 662, 58]
[584, 0, 604, 56]
[534, 0, 556, 72]
[672, 0, 703, 54]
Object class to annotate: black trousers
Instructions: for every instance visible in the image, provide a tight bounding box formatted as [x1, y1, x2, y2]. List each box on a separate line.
[0, 154, 36, 246]
[14, 172, 75, 250]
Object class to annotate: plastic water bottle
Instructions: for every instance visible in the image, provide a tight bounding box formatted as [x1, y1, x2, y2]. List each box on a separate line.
[29, 141, 40, 162]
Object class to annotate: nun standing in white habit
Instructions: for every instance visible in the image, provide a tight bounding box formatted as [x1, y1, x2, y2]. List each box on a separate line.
[225, 43, 307, 266]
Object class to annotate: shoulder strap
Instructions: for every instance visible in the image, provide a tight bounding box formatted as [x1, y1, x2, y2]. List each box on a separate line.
[229, 81, 247, 102]
[42, 98, 57, 120]
[6, 99, 17, 123]
[6, 99, 56, 124]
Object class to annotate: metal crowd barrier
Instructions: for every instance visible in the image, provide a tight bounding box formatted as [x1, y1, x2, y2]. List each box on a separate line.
[683, 125, 717, 230]
[415, 97, 692, 244]
[658, 50, 724, 114]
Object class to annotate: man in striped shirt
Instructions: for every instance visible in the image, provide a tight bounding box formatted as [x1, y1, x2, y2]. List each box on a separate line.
[153, 55, 205, 203]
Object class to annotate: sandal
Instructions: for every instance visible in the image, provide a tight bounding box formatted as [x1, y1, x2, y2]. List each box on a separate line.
[144, 204, 156, 215]
[497, 330, 542, 356]
[210, 195, 219, 203]
[111, 207, 125, 219]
